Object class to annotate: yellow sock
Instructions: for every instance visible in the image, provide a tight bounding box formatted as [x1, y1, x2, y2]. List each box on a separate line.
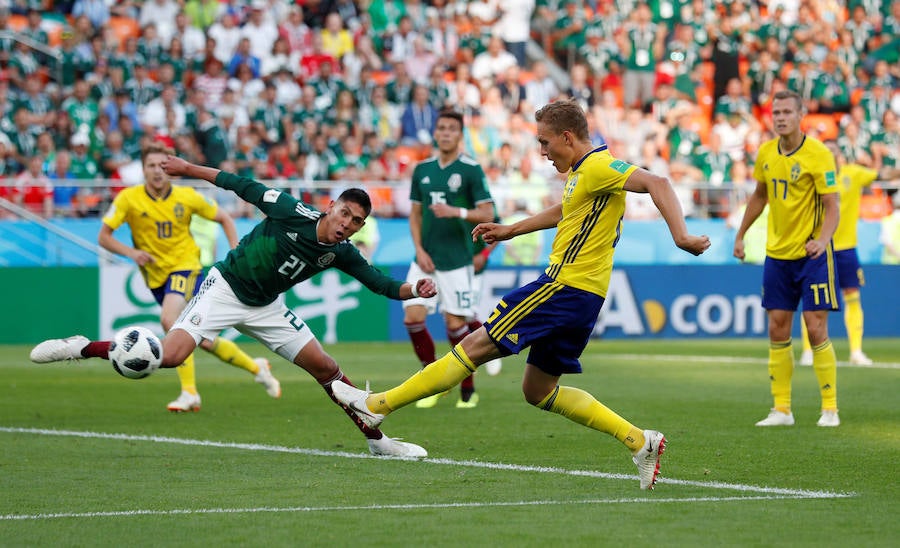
[369, 345, 475, 414]
[176, 353, 198, 395]
[207, 337, 259, 374]
[812, 339, 838, 410]
[768, 339, 794, 413]
[843, 292, 864, 354]
[800, 317, 812, 353]
[536, 385, 644, 452]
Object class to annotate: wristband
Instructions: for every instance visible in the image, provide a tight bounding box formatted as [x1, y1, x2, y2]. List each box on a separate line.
[480, 247, 492, 259]
[410, 283, 420, 298]
[458, 208, 468, 219]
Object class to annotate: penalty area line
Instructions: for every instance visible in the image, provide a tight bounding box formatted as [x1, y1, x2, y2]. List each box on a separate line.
[0, 495, 852, 521]
[1, 426, 854, 501]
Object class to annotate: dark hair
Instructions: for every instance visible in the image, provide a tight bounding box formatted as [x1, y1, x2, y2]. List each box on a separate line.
[534, 99, 589, 141]
[437, 109, 465, 130]
[338, 188, 372, 216]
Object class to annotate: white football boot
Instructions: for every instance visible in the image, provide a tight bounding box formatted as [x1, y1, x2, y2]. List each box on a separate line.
[167, 391, 201, 412]
[367, 435, 428, 458]
[755, 409, 795, 426]
[30, 335, 90, 363]
[253, 358, 282, 398]
[633, 430, 666, 490]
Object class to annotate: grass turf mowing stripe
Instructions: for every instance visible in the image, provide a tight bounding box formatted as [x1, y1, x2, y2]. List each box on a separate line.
[1, 426, 854, 500]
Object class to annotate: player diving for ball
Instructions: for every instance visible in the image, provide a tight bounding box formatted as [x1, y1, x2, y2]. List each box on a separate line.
[31, 154, 437, 457]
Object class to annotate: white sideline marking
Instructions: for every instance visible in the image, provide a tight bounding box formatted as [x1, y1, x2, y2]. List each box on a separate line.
[0, 426, 853, 522]
[0, 494, 851, 522]
[602, 353, 900, 369]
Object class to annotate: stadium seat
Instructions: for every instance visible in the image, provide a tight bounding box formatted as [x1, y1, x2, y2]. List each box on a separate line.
[371, 71, 393, 85]
[859, 186, 892, 220]
[108, 16, 140, 50]
[688, 111, 712, 144]
[7, 15, 27, 31]
[801, 114, 838, 141]
[365, 185, 394, 216]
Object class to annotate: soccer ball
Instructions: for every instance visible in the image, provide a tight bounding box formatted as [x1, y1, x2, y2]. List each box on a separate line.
[109, 327, 163, 379]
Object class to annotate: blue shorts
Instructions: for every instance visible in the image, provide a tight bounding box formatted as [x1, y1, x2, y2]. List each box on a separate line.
[483, 274, 604, 376]
[834, 248, 863, 290]
[150, 269, 205, 306]
[762, 251, 841, 312]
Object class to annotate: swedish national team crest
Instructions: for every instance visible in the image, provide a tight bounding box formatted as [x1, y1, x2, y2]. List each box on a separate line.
[790, 163, 801, 182]
[174, 203, 185, 219]
[564, 173, 579, 203]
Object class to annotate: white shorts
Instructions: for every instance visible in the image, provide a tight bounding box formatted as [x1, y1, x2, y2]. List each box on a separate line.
[171, 267, 315, 362]
[402, 261, 475, 317]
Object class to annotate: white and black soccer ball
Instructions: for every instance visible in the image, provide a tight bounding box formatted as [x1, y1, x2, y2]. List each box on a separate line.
[109, 326, 163, 379]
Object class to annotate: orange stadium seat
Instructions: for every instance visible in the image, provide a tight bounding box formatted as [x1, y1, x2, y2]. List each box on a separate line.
[108, 16, 140, 50]
[859, 186, 892, 220]
[7, 14, 26, 31]
[371, 71, 393, 85]
[801, 113, 838, 141]
[688, 111, 712, 144]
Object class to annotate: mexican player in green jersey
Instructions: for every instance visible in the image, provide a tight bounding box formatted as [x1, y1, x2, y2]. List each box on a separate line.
[402, 110, 496, 409]
[29, 156, 437, 458]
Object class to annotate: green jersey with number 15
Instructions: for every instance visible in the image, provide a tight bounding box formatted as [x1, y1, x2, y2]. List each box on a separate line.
[410, 154, 494, 270]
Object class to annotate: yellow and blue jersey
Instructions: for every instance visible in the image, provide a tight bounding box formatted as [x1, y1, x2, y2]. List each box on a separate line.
[103, 185, 219, 289]
[833, 163, 877, 251]
[545, 145, 637, 297]
[753, 135, 838, 260]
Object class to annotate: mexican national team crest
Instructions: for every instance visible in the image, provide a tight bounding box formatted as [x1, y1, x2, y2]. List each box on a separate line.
[447, 173, 462, 193]
[317, 252, 336, 267]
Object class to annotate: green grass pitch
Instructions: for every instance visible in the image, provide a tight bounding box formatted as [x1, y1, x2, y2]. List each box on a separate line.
[1, 338, 897, 546]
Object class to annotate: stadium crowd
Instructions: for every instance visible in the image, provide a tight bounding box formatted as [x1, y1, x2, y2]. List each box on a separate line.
[0, 0, 897, 223]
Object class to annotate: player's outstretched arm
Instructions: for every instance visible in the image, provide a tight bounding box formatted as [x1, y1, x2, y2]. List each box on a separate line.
[473, 204, 562, 244]
[161, 155, 221, 184]
[624, 169, 710, 256]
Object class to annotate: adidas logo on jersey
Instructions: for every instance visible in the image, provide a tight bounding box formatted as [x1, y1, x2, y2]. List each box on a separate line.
[286, 232, 297, 241]
[421, 176, 430, 185]
[506, 333, 518, 344]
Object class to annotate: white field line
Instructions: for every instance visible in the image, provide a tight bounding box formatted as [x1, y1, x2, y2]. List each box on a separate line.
[602, 353, 900, 369]
[0, 426, 853, 522]
[0, 495, 851, 522]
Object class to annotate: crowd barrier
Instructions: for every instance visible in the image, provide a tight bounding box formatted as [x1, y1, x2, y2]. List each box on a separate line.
[0, 216, 890, 267]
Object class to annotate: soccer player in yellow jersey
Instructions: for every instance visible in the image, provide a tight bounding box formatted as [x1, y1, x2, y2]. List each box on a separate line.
[332, 99, 711, 490]
[733, 90, 841, 428]
[97, 143, 281, 411]
[798, 143, 900, 367]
